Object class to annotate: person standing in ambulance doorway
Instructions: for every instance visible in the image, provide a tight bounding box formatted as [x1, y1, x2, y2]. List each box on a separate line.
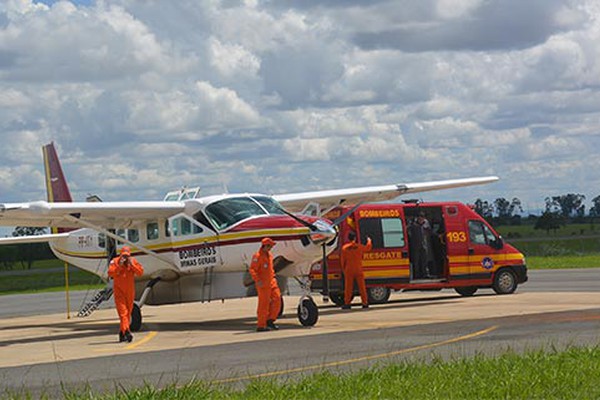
[249, 237, 281, 332]
[341, 231, 372, 309]
[108, 246, 144, 342]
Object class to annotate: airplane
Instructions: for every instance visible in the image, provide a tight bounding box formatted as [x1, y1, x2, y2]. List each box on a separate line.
[0, 142, 499, 329]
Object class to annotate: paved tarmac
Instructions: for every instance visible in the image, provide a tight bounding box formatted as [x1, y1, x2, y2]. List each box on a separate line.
[1, 269, 600, 396]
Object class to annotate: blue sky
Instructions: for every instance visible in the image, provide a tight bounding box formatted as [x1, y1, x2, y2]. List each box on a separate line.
[1, 0, 599, 219]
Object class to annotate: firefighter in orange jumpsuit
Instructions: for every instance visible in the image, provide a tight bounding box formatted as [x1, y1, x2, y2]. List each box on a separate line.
[108, 246, 144, 342]
[249, 237, 281, 331]
[340, 231, 372, 309]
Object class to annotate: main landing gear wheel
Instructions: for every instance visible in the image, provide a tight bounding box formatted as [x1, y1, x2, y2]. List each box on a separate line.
[493, 268, 517, 295]
[130, 303, 142, 332]
[297, 297, 319, 326]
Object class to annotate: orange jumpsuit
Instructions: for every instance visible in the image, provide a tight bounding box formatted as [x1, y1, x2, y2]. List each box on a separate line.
[249, 248, 281, 329]
[341, 237, 372, 306]
[108, 254, 144, 333]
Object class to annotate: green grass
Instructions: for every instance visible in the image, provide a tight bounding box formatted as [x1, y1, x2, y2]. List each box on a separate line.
[13, 346, 600, 399]
[0, 262, 104, 295]
[497, 222, 600, 238]
[527, 254, 600, 269]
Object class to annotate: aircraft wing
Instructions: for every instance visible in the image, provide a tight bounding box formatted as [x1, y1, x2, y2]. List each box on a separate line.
[0, 201, 190, 229]
[273, 176, 499, 212]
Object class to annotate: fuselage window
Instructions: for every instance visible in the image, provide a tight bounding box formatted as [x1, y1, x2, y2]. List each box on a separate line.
[98, 233, 106, 248]
[147, 222, 159, 240]
[358, 217, 404, 249]
[128, 229, 139, 243]
[205, 197, 267, 230]
[116, 229, 126, 239]
[194, 211, 215, 231]
[171, 216, 204, 236]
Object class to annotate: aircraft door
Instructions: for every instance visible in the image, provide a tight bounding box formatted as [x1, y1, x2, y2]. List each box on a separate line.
[466, 219, 505, 280]
[168, 213, 222, 274]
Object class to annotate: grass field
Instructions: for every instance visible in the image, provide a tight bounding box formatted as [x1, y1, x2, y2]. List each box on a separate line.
[27, 346, 599, 399]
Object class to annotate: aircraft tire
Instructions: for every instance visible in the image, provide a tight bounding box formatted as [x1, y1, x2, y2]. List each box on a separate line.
[297, 297, 319, 326]
[493, 268, 517, 295]
[130, 303, 142, 332]
[367, 287, 391, 304]
[454, 286, 478, 297]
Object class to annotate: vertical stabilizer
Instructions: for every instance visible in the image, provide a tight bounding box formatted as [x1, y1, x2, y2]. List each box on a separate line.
[42, 142, 72, 203]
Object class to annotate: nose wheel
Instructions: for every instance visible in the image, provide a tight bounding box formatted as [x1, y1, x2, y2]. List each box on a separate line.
[297, 296, 319, 326]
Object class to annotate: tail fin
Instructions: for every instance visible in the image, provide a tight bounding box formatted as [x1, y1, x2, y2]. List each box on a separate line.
[42, 142, 73, 234]
[42, 142, 72, 203]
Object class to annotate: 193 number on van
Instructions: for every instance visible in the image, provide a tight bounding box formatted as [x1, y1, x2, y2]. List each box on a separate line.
[446, 231, 467, 242]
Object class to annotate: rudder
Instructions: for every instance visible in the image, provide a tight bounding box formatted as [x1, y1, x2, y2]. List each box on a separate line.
[42, 142, 72, 203]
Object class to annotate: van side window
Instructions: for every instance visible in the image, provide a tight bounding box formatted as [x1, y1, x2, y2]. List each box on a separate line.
[468, 220, 496, 245]
[358, 217, 405, 248]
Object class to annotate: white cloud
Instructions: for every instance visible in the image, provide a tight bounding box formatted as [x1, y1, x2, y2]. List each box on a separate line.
[1, 0, 600, 209]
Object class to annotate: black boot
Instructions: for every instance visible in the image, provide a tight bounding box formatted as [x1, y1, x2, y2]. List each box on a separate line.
[119, 331, 126, 343]
[125, 330, 133, 343]
[267, 320, 279, 330]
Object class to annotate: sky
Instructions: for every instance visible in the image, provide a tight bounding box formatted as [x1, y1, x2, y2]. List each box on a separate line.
[1, 0, 600, 216]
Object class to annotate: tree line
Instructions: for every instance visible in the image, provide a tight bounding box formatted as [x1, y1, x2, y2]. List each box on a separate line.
[474, 193, 600, 234]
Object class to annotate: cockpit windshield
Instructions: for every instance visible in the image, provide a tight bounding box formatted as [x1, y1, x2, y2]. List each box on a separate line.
[205, 197, 266, 230]
[204, 196, 287, 230]
[251, 196, 286, 215]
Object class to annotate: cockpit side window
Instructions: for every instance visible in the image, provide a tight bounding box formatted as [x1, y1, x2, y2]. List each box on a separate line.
[205, 197, 267, 230]
[252, 196, 286, 215]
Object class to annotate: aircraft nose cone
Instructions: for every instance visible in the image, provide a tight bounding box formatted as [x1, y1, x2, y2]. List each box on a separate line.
[309, 219, 337, 245]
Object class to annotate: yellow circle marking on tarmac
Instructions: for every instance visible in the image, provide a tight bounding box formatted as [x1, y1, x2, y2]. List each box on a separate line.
[211, 325, 499, 384]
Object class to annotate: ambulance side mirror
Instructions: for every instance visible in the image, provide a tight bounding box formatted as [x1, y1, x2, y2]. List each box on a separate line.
[490, 236, 504, 250]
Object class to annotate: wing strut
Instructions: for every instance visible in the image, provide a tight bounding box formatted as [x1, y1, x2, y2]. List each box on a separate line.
[64, 214, 178, 269]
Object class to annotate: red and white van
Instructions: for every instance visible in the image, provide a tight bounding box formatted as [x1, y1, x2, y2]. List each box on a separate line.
[310, 201, 527, 304]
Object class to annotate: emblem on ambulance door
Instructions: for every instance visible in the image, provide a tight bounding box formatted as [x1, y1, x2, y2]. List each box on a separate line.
[481, 257, 494, 270]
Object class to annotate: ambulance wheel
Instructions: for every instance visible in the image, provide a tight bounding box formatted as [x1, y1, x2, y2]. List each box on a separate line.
[298, 298, 319, 326]
[130, 303, 142, 332]
[493, 268, 517, 295]
[329, 292, 345, 307]
[455, 286, 478, 297]
[367, 287, 391, 304]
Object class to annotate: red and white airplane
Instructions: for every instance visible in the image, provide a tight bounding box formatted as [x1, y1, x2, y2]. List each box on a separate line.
[0, 143, 498, 328]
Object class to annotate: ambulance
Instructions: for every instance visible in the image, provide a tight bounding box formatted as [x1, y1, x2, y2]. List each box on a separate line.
[310, 201, 528, 304]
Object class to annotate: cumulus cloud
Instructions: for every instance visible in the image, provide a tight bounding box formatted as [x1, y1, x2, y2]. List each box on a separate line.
[0, 0, 599, 212]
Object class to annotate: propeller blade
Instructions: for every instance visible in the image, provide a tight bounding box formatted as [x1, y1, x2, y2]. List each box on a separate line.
[332, 202, 364, 227]
[274, 205, 318, 231]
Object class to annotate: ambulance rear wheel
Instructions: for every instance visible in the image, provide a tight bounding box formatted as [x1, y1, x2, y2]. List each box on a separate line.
[493, 269, 517, 295]
[130, 303, 142, 332]
[368, 287, 391, 304]
[455, 286, 478, 297]
[329, 292, 345, 307]
[298, 298, 319, 326]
